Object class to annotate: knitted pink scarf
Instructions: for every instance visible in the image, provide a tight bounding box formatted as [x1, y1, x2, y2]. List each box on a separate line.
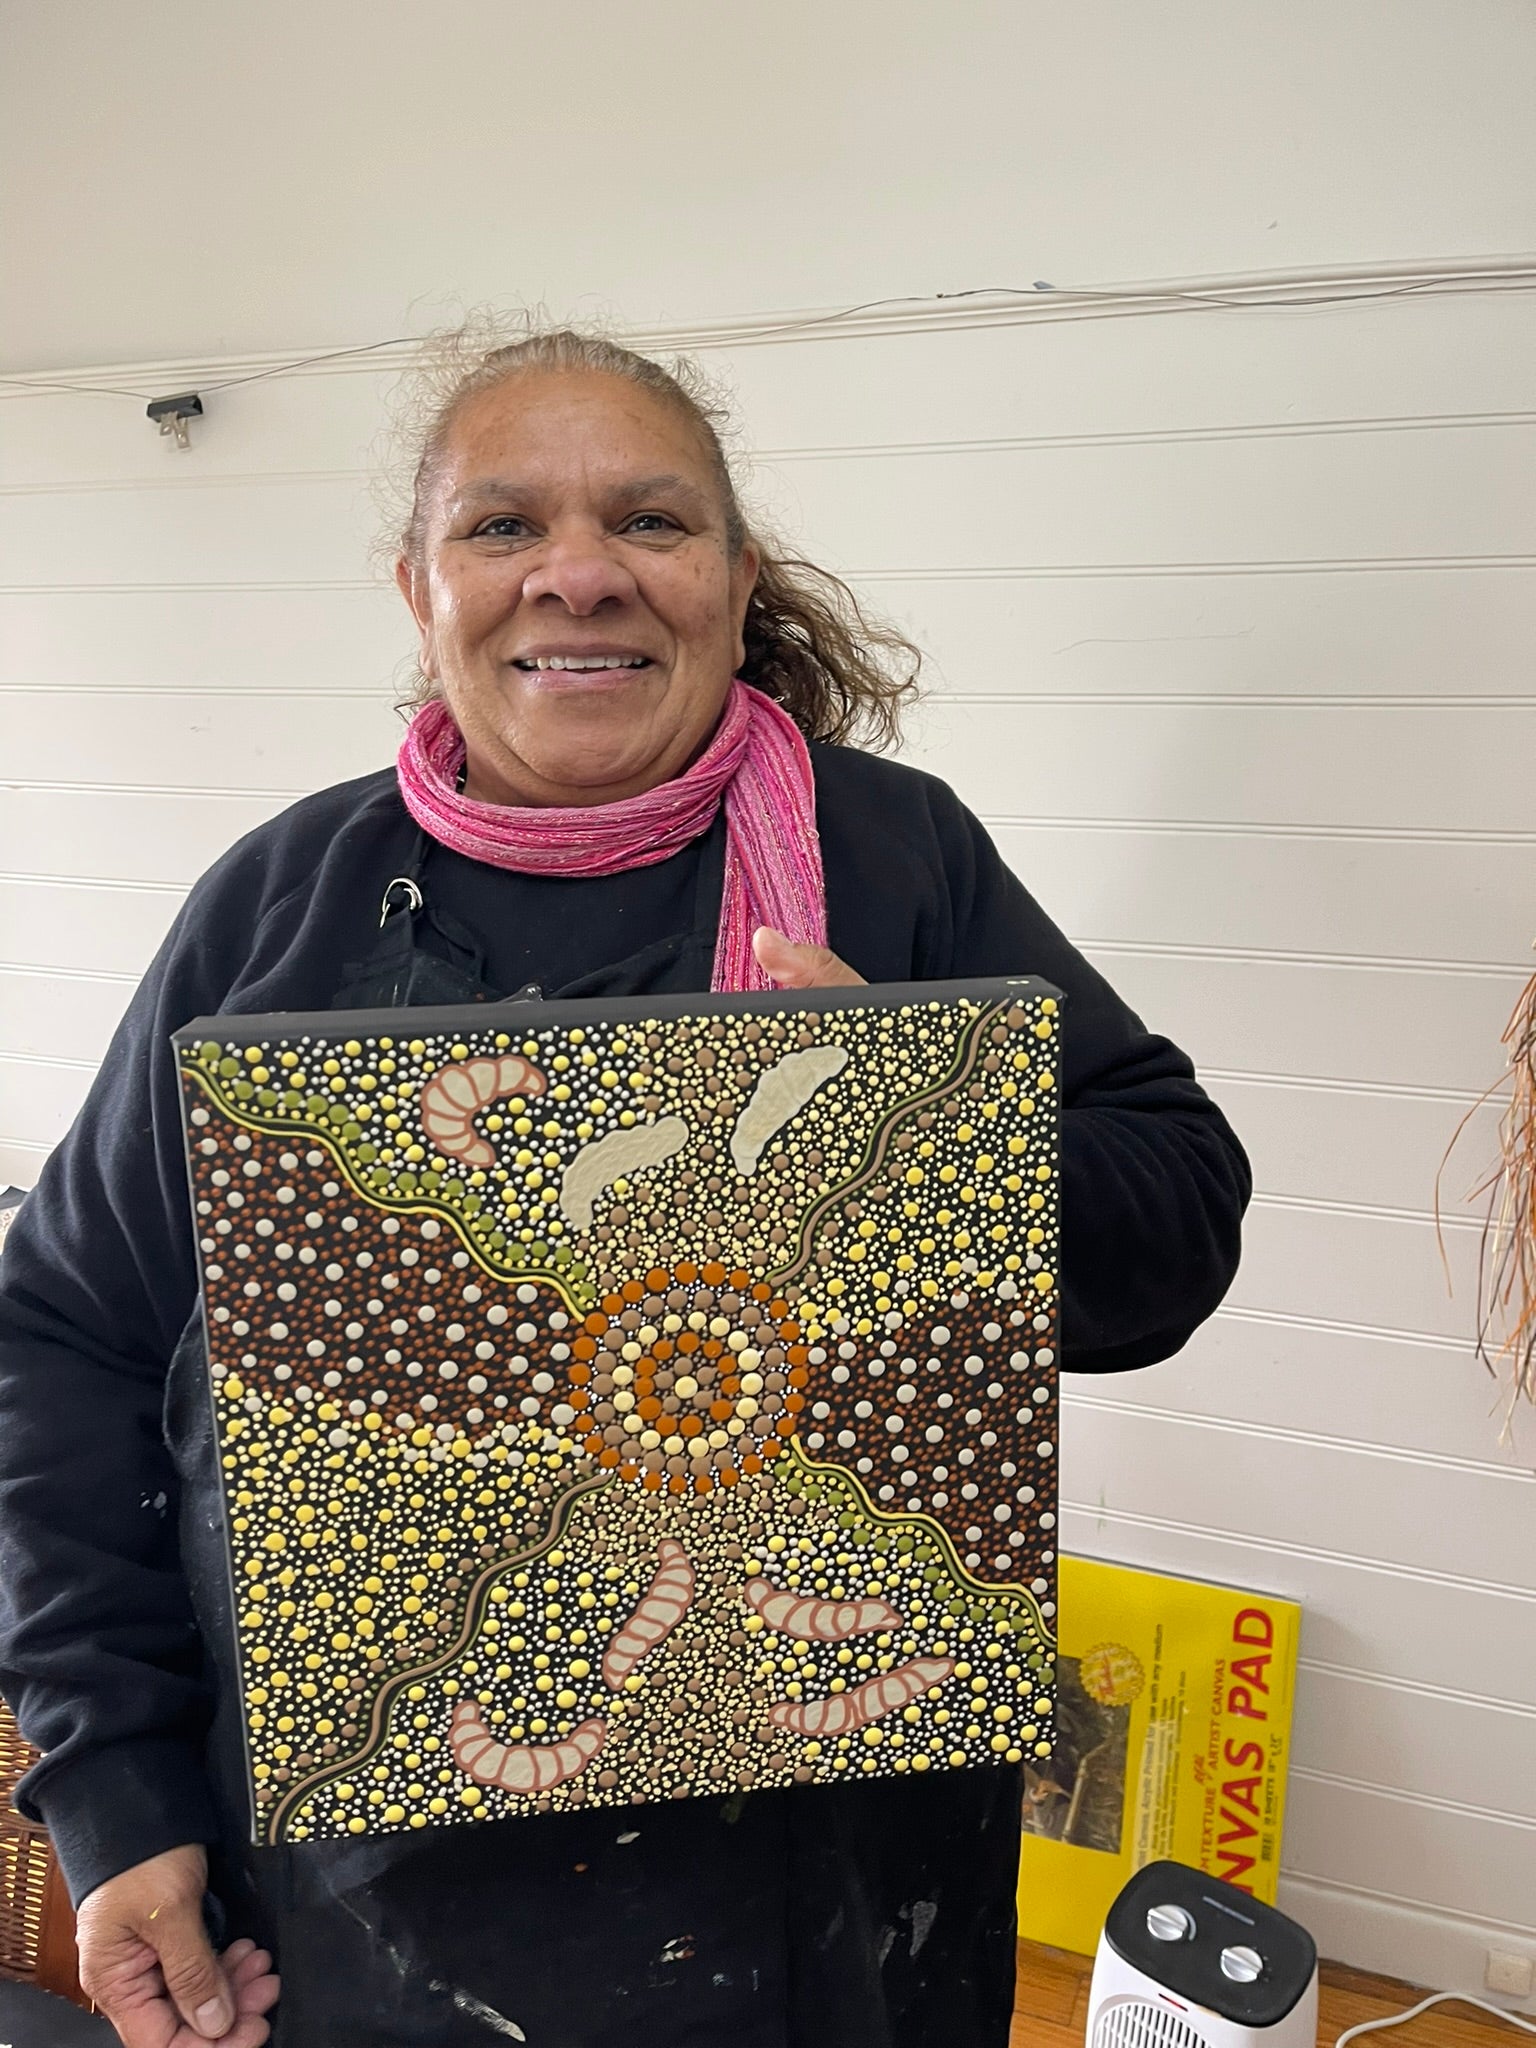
[395, 680, 827, 993]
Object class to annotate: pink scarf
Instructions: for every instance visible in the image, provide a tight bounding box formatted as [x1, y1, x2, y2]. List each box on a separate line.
[395, 680, 827, 993]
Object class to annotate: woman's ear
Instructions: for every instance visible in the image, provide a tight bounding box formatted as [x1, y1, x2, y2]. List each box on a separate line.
[394, 556, 437, 678]
[732, 542, 761, 672]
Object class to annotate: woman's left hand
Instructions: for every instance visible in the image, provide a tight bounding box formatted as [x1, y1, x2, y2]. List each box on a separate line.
[752, 927, 867, 989]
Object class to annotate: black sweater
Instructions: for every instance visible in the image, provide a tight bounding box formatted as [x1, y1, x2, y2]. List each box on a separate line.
[0, 743, 1249, 1908]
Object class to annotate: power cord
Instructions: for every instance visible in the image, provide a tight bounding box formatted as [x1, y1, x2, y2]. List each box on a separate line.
[1337, 1991, 1536, 2048]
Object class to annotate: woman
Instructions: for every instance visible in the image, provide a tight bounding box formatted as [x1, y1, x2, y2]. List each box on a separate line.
[0, 328, 1249, 2048]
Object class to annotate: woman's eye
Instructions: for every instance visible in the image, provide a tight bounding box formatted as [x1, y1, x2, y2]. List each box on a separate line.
[621, 512, 679, 535]
[472, 516, 531, 539]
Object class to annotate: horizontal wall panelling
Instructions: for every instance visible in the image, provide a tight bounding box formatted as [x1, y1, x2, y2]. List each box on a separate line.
[1069, 1314, 1526, 1473]
[1059, 1402, 1534, 1596]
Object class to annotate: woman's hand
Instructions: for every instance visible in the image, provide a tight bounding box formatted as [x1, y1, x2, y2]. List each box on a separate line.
[75, 1843, 280, 2048]
[752, 927, 867, 989]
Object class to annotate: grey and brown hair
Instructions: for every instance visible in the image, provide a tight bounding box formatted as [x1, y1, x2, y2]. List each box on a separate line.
[384, 316, 923, 751]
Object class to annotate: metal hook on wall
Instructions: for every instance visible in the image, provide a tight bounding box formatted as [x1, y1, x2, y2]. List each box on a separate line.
[146, 391, 204, 449]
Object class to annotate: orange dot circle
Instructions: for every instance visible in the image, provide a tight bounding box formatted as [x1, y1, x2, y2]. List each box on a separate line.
[566, 1255, 811, 1489]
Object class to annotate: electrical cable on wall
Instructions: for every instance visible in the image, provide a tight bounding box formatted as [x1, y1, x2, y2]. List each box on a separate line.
[2, 260, 1534, 447]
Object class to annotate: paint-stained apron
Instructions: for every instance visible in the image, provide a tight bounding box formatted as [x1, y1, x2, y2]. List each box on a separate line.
[167, 821, 1024, 2047]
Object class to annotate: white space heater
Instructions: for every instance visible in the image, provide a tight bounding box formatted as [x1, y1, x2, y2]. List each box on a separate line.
[1088, 1861, 1319, 2048]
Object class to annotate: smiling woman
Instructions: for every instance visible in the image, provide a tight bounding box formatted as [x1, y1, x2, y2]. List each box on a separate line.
[397, 364, 765, 806]
[388, 325, 923, 769]
[0, 319, 1249, 2048]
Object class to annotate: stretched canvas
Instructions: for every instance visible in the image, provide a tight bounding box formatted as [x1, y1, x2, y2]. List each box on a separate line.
[175, 979, 1060, 1844]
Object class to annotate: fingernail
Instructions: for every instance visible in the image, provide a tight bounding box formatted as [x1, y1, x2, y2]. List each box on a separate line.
[195, 1996, 232, 2035]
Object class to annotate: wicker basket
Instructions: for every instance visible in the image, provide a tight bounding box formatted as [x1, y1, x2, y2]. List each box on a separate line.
[0, 1201, 52, 1982]
[0, 1197, 88, 2006]
[0, 1695, 83, 2002]
[0, 1698, 51, 1978]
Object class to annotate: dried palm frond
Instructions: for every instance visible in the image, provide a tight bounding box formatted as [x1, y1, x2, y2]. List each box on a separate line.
[1438, 960, 1536, 1422]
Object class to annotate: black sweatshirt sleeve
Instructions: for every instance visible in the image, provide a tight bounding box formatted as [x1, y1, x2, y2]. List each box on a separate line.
[930, 787, 1250, 1374]
[0, 889, 238, 1902]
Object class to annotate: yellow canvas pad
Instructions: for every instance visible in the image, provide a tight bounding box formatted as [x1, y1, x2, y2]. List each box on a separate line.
[1016, 1554, 1298, 1954]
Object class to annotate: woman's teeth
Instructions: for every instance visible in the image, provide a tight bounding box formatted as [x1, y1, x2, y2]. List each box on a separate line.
[515, 656, 650, 671]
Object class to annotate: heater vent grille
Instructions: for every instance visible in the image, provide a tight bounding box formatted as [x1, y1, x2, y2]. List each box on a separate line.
[1094, 1997, 1210, 2048]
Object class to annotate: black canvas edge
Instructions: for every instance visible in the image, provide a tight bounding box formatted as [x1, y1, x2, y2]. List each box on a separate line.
[172, 975, 1063, 1048]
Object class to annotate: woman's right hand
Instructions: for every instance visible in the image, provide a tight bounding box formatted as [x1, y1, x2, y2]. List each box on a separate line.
[74, 1843, 280, 2047]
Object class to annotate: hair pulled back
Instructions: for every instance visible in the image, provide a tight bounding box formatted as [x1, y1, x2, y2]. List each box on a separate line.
[387, 317, 923, 751]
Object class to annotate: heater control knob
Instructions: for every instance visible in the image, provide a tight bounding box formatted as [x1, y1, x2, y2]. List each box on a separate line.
[1220, 1945, 1265, 1983]
[1146, 1904, 1195, 1942]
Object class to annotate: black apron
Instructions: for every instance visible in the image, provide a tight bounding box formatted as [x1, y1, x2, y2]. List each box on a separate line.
[185, 825, 1022, 2048]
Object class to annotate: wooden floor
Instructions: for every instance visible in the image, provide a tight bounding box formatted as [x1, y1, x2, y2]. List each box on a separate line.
[1013, 1938, 1525, 2048]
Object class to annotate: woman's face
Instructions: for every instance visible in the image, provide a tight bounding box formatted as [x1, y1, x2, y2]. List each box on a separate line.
[397, 369, 759, 807]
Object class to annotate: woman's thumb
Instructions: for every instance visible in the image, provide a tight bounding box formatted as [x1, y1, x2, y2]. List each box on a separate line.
[152, 1901, 233, 2038]
[751, 927, 865, 989]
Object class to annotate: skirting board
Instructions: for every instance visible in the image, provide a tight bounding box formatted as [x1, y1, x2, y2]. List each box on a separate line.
[1281, 1873, 1536, 2014]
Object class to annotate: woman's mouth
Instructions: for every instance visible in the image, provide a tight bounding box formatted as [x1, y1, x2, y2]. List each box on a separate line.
[512, 655, 654, 672]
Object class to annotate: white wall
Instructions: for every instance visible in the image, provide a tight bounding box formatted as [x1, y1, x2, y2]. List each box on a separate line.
[3, 0, 1534, 375]
[3, 0, 1536, 1997]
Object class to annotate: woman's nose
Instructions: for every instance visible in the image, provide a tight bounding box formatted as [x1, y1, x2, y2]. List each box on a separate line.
[520, 533, 639, 615]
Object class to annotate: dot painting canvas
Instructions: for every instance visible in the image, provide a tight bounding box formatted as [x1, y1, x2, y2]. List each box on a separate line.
[174, 979, 1060, 1845]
